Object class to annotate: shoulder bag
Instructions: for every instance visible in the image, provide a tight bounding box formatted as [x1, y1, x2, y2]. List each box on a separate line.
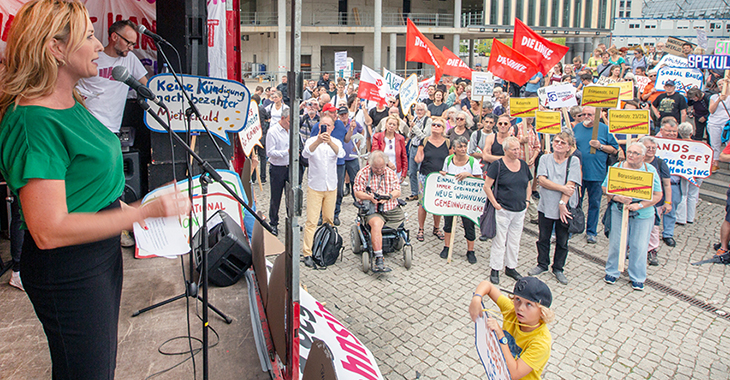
[561, 156, 585, 234]
[479, 160, 500, 239]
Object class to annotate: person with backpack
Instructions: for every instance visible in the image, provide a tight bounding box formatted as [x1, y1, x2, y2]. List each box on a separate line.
[437, 137, 482, 264]
[353, 151, 405, 272]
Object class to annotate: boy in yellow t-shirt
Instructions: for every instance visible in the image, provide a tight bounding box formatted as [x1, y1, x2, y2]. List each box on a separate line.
[469, 277, 554, 380]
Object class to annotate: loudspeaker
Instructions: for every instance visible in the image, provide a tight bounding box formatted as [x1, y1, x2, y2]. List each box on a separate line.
[192, 210, 252, 287]
[156, 0, 208, 76]
[122, 151, 141, 203]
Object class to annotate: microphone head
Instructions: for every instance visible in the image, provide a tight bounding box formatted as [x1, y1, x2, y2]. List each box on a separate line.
[111, 66, 130, 82]
[137, 24, 147, 35]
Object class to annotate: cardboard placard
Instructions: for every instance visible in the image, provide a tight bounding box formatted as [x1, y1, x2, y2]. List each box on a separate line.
[399, 74, 420, 115]
[536, 83, 578, 109]
[422, 174, 487, 226]
[472, 71, 495, 97]
[475, 316, 511, 380]
[607, 81, 635, 101]
[655, 137, 713, 186]
[509, 97, 539, 118]
[581, 86, 620, 108]
[635, 75, 651, 93]
[655, 66, 704, 95]
[606, 166, 655, 201]
[664, 36, 695, 57]
[239, 99, 262, 156]
[608, 109, 650, 135]
[535, 110, 562, 134]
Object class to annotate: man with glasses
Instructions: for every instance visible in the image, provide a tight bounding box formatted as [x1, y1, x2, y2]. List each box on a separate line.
[76, 20, 148, 248]
[573, 106, 619, 244]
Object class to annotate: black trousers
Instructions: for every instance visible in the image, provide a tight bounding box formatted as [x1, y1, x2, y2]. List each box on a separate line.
[693, 119, 707, 141]
[268, 165, 289, 227]
[10, 197, 23, 271]
[443, 215, 476, 242]
[535, 211, 570, 272]
[23, 200, 123, 380]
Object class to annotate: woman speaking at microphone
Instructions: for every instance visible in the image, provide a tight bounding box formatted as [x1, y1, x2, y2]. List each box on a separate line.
[0, 1, 189, 378]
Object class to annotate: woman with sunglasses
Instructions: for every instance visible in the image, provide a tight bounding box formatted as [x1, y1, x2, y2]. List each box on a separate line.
[446, 111, 473, 151]
[414, 117, 450, 242]
[481, 115, 513, 172]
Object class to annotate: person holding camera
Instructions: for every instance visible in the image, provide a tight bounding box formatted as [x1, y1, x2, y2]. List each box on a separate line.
[353, 151, 405, 272]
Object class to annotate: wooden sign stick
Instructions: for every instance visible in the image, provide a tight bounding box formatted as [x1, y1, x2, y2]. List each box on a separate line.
[589, 107, 602, 154]
[617, 136, 633, 272]
[446, 216, 458, 264]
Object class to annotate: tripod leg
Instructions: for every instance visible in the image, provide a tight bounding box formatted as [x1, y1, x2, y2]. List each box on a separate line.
[197, 295, 233, 324]
[132, 293, 186, 317]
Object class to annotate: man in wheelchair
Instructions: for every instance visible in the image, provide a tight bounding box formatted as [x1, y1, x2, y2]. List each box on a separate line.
[353, 151, 406, 272]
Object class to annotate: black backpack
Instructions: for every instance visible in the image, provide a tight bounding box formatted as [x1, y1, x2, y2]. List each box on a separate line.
[311, 224, 343, 269]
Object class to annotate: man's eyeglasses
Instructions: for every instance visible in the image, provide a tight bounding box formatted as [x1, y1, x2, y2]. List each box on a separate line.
[432, 123, 444, 127]
[115, 32, 136, 48]
[553, 140, 568, 145]
[576, 113, 585, 117]
[497, 122, 510, 126]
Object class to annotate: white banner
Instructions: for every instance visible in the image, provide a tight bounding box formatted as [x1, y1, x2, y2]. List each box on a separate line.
[239, 99, 262, 156]
[399, 74, 420, 115]
[207, 0, 227, 79]
[382, 67, 405, 99]
[475, 316, 511, 380]
[655, 67, 704, 95]
[422, 174, 486, 226]
[537, 83, 578, 109]
[472, 71, 495, 97]
[418, 76, 435, 100]
[145, 73, 250, 144]
[655, 137, 713, 186]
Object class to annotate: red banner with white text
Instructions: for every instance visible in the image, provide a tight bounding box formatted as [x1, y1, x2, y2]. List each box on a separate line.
[487, 39, 539, 86]
[442, 46, 473, 79]
[513, 18, 569, 76]
[406, 19, 446, 82]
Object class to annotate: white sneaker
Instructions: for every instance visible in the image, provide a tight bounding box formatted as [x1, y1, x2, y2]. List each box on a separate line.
[121, 230, 135, 248]
[9, 271, 24, 291]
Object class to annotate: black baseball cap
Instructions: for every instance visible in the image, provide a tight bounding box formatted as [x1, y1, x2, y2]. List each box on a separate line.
[664, 80, 676, 87]
[502, 277, 552, 308]
[337, 106, 349, 114]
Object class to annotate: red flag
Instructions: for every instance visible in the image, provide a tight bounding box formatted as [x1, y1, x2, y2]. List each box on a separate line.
[513, 18, 570, 76]
[487, 39, 539, 86]
[357, 65, 388, 106]
[406, 19, 446, 82]
[442, 46, 473, 79]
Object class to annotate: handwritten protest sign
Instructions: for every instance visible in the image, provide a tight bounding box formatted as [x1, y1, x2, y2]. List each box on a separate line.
[606, 167, 655, 200]
[655, 137, 713, 186]
[422, 174, 486, 226]
[581, 86, 620, 108]
[655, 66, 704, 95]
[383, 67, 405, 99]
[239, 99, 262, 156]
[475, 316, 511, 380]
[595, 76, 618, 86]
[135, 170, 254, 259]
[418, 76, 435, 100]
[145, 74, 250, 144]
[509, 97, 539, 118]
[665, 36, 695, 57]
[656, 54, 691, 69]
[399, 74, 420, 114]
[635, 75, 651, 93]
[608, 81, 635, 101]
[608, 109, 650, 135]
[535, 110, 562, 134]
[537, 83, 577, 109]
[334, 51, 348, 71]
[716, 41, 730, 55]
[687, 55, 730, 70]
[472, 71, 495, 97]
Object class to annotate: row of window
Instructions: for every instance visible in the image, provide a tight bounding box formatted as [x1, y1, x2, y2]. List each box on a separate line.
[626, 22, 729, 31]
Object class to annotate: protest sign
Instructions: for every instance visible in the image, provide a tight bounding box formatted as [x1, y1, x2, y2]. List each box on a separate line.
[635, 75, 651, 93]
[656, 54, 691, 69]
[335, 51, 348, 71]
[472, 72, 495, 97]
[696, 29, 708, 50]
[595, 76, 618, 86]
[383, 67, 405, 99]
[422, 174, 486, 226]
[418, 76, 436, 100]
[606, 167, 655, 200]
[509, 97, 539, 118]
[136, 170, 255, 259]
[716, 41, 730, 55]
[399, 74, 420, 114]
[535, 110, 562, 134]
[145, 74, 251, 144]
[608, 81, 635, 101]
[608, 109, 650, 135]
[239, 99, 262, 156]
[665, 36, 695, 57]
[655, 137, 713, 186]
[537, 83, 578, 109]
[475, 315, 511, 380]
[581, 86, 620, 108]
[655, 66, 704, 95]
[687, 55, 730, 70]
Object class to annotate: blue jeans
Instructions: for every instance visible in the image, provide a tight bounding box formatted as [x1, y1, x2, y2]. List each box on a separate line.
[662, 182, 682, 238]
[408, 143, 420, 197]
[605, 203, 654, 283]
[579, 180, 604, 237]
[335, 159, 361, 218]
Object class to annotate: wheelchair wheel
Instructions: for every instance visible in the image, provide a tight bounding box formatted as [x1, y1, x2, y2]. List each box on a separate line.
[350, 224, 363, 255]
[403, 244, 413, 270]
[361, 250, 370, 273]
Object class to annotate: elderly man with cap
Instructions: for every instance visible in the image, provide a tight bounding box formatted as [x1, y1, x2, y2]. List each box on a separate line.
[310, 103, 350, 225]
[651, 80, 687, 123]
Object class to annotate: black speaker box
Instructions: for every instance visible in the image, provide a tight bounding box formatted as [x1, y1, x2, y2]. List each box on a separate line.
[156, 0, 208, 76]
[122, 151, 141, 203]
[192, 210, 252, 287]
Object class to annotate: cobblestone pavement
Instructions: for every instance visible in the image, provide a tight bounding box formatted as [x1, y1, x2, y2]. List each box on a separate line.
[256, 174, 730, 379]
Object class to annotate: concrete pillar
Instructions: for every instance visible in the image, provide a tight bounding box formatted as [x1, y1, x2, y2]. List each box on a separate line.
[389, 33, 398, 73]
[374, 0, 382, 69]
[483, 0, 490, 24]
[454, 0, 461, 53]
[469, 39, 475, 67]
[277, 0, 286, 80]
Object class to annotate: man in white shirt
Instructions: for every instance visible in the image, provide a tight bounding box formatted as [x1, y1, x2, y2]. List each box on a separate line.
[76, 20, 148, 134]
[301, 115, 346, 267]
[265, 108, 292, 236]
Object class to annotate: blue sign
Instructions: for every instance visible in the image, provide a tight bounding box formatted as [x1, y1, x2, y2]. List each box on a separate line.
[687, 55, 730, 70]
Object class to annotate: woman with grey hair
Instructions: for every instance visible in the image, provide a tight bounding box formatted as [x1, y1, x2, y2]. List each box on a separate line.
[640, 135, 672, 266]
[446, 110, 472, 149]
[676, 122, 701, 226]
[406, 102, 432, 201]
[484, 136, 533, 284]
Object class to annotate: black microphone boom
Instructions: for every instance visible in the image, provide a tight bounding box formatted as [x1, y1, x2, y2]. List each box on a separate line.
[137, 24, 168, 45]
[111, 66, 166, 110]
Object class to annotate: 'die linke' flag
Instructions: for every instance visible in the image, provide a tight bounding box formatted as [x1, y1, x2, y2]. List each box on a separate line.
[406, 18, 446, 82]
[513, 18, 569, 76]
[442, 46, 473, 80]
[358, 65, 389, 106]
[487, 39, 539, 86]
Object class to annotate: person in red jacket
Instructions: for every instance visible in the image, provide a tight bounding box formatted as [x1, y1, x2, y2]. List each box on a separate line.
[372, 115, 407, 181]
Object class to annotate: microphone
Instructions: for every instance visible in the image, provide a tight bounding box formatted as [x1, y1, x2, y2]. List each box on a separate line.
[137, 24, 167, 45]
[111, 66, 166, 109]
